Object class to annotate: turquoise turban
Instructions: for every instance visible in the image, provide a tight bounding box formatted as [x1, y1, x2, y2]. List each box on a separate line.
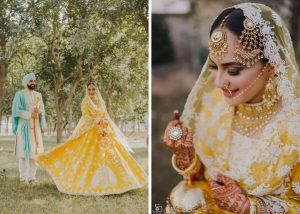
[22, 72, 36, 87]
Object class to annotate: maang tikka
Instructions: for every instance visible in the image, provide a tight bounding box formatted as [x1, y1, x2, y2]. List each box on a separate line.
[233, 17, 264, 67]
[209, 15, 229, 60]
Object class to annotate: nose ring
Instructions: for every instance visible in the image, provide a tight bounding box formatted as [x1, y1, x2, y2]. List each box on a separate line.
[223, 82, 232, 96]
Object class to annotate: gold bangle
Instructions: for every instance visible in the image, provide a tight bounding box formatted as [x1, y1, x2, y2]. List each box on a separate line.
[172, 154, 200, 176]
[248, 197, 258, 214]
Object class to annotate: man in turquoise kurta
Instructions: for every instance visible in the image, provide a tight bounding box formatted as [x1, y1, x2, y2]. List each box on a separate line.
[12, 73, 46, 183]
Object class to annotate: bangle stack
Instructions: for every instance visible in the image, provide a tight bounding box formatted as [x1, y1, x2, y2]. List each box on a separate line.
[248, 196, 268, 214]
[172, 154, 201, 177]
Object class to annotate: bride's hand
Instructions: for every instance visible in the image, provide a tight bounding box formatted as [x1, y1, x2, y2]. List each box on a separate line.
[163, 110, 196, 170]
[94, 118, 101, 125]
[208, 174, 250, 214]
[103, 118, 109, 126]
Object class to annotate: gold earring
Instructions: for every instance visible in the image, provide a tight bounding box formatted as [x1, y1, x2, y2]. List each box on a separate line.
[209, 15, 229, 60]
[263, 77, 279, 109]
[233, 17, 264, 68]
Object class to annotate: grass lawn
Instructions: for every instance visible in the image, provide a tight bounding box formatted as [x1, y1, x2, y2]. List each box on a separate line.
[0, 135, 148, 214]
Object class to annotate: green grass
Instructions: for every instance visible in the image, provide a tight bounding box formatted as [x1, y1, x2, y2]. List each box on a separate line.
[0, 136, 148, 214]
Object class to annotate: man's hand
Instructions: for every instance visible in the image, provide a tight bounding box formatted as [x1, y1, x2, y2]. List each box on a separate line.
[33, 107, 39, 114]
[94, 118, 101, 125]
[32, 112, 39, 119]
[32, 107, 39, 119]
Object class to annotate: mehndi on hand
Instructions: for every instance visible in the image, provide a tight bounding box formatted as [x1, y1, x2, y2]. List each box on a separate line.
[163, 110, 195, 170]
[208, 174, 250, 214]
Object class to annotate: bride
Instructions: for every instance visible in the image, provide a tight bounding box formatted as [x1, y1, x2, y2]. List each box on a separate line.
[38, 82, 147, 195]
[163, 3, 300, 214]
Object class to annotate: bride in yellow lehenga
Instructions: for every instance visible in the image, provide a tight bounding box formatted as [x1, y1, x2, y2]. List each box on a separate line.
[163, 3, 300, 214]
[37, 82, 147, 196]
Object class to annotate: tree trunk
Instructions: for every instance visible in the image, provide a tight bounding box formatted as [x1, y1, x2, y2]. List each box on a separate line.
[106, 98, 112, 115]
[47, 121, 49, 136]
[68, 108, 72, 135]
[52, 53, 84, 144]
[137, 13, 148, 34]
[6, 116, 9, 134]
[56, 112, 63, 144]
[0, 23, 8, 120]
[0, 62, 8, 120]
[53, 122, 56, 135]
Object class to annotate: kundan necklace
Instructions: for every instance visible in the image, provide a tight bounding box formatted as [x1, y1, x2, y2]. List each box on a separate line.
[233, 78, 280, 137]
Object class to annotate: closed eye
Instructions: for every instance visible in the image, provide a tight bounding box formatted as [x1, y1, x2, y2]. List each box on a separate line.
[227, 70, 241, 76]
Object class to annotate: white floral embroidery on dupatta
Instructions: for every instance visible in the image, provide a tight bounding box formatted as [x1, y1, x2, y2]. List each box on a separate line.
[292, 182, 300, 194]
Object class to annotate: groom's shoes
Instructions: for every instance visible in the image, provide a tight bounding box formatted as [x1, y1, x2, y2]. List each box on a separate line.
[20, 177, 38, 185]
[20, 179, 29, 184]
[0, 169, 7, 180]
[28, 179, 38, 185]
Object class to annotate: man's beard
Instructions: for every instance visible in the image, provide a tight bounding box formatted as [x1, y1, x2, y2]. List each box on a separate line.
[27, 84, 36, 90]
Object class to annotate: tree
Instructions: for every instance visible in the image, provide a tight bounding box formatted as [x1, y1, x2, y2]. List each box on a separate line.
[152, 16, 174, 65]
[0, 0, 148, 140]
[24, 0, 148, 143]
[0, 0, 28, 120]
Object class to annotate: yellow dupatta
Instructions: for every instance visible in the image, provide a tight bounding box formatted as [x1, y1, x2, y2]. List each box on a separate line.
[67, 85, 133, 152]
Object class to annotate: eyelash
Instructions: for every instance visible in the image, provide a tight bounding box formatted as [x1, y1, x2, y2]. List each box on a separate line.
[209, 65, 242, 76]
[227, 70, 241, 76]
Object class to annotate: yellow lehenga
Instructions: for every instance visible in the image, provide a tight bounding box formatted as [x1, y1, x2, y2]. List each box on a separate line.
[37, 87, 147, 196]
[166, 3, 300, 214]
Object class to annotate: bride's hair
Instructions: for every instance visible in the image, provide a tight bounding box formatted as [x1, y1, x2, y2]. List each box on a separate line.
[87, 82, 96, 88]
[210, 8, 268, 65]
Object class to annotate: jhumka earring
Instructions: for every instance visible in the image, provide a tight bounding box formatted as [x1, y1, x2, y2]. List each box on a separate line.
[233, 17, 264, 67]
[209, 15, 229, 60]
[263, 75, 280, 109]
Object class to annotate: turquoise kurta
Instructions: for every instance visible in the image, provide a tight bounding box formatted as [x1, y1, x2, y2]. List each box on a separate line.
[12, 90, 46, 159]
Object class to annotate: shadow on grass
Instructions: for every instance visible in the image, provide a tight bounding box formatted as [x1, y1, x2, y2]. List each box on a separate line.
[0, 177, 148, 214]
[0, 178, 62, 198]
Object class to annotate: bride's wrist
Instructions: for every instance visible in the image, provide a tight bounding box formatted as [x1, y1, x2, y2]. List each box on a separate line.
[172, 154, 201, 177]
[174, 150, 195, 169]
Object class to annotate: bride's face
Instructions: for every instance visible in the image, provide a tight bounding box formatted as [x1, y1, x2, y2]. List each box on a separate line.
[87, 85, 96, 97]
[209, 28, 272, 106]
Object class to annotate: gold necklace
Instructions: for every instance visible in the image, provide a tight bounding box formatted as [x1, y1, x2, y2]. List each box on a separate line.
[234, 100, 279, 137]
[233, 79, 280, 137]
[91, 97, 100, 105]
